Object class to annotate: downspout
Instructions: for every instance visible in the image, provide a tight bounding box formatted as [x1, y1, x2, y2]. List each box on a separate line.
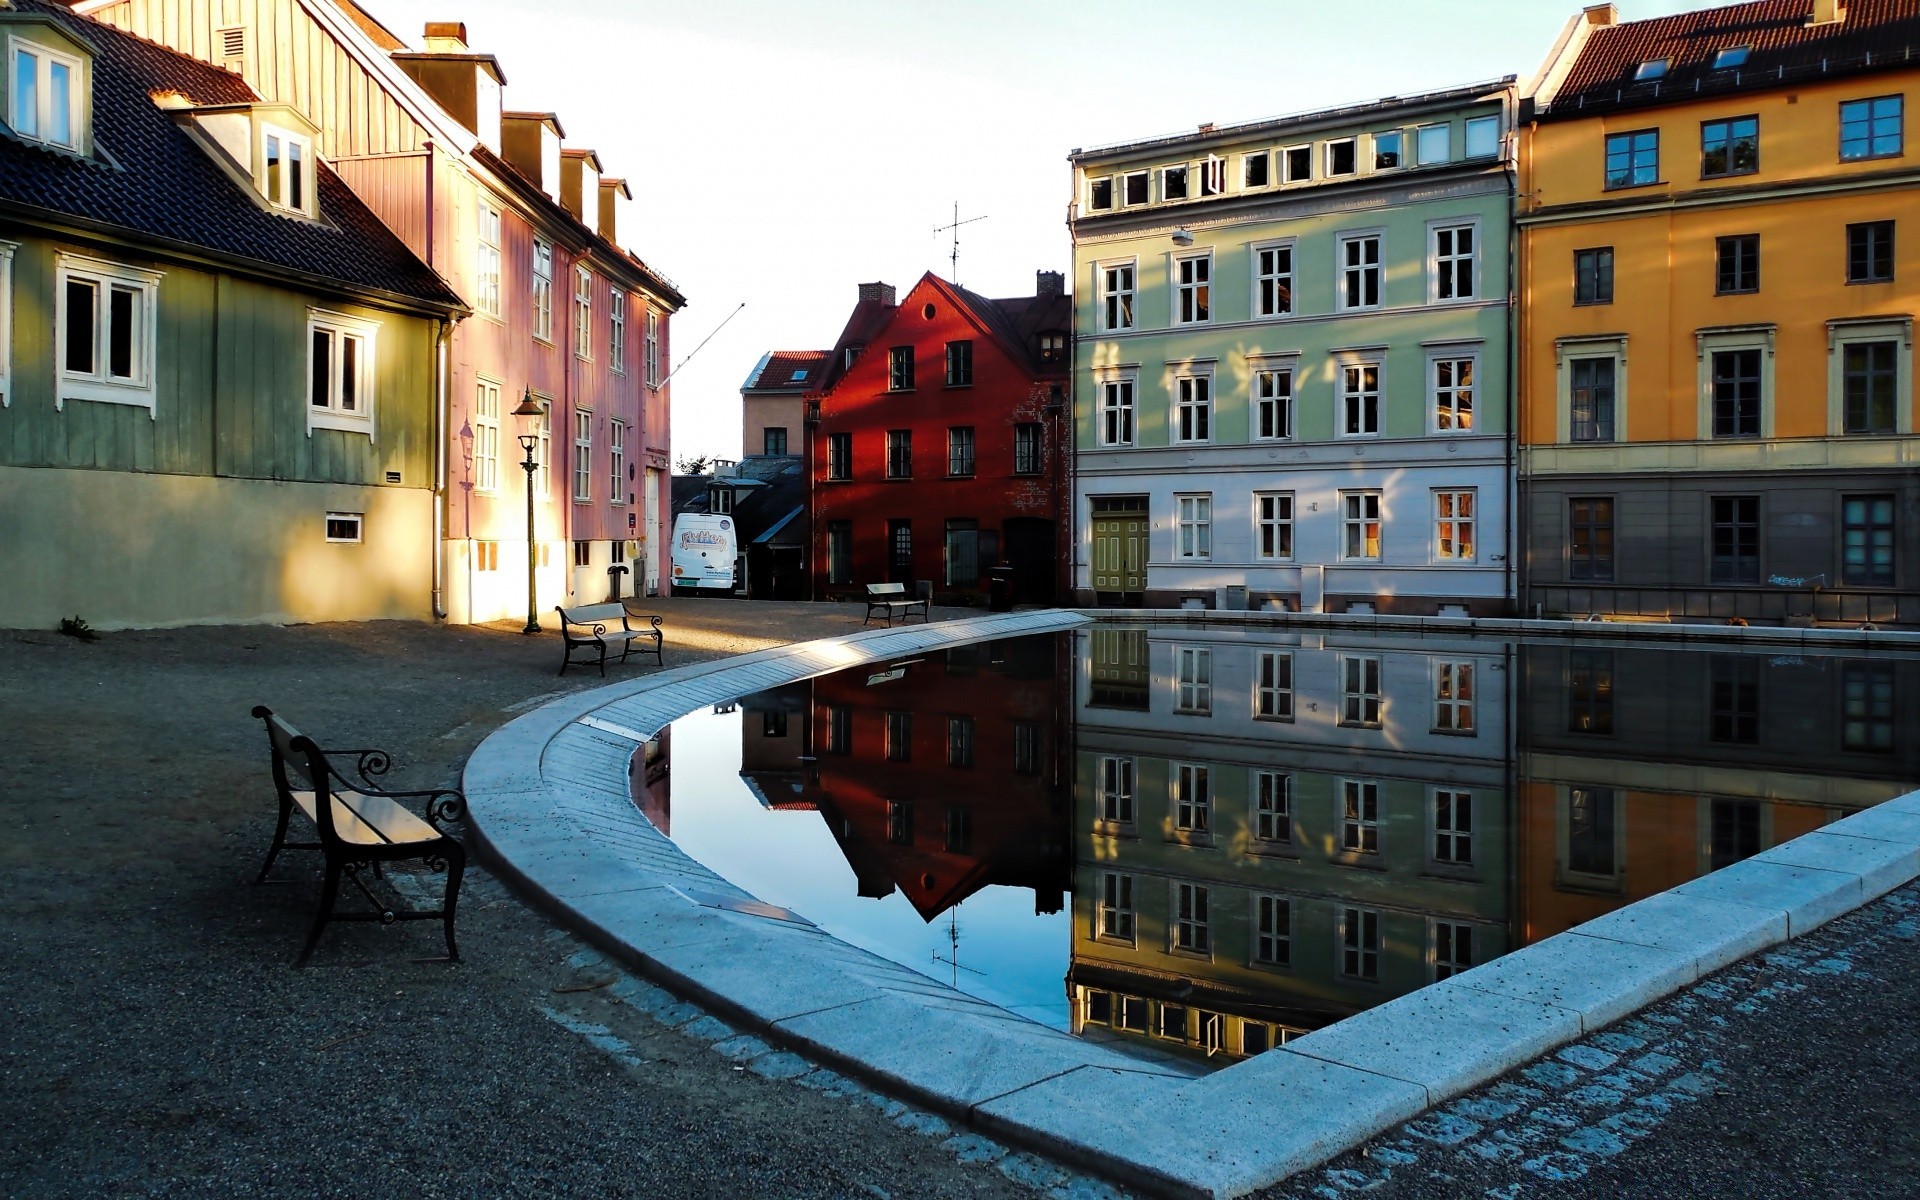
[433, 318, 452, 620]
[1507, 106, 1521, 619]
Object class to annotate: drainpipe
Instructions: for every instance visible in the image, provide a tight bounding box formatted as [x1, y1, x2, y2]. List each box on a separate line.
[433, 318, 453, 619]
[1510, 111, 1527, 620]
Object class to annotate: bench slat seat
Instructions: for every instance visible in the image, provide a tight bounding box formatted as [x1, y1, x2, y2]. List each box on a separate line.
[253, 705, 466, 965]
[291, 790, 441, 847]
[864, 582, 930, 628]
[556, 601, 665, 676]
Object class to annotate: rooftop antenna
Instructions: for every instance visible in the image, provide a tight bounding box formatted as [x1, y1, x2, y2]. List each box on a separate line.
[657, 301, 746, 388]
[934, 202, 987, 286]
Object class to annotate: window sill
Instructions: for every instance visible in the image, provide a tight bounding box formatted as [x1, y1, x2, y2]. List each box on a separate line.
[884, 476, 914, 482]
[1573, 298, 1615, 308]
[1246, 843, 1298, 860]
[1714, 288, 1761, 297]
[1252, 711, 1296, 723]
[1429, 725, 1480, 737]
[1839, 152, 1904, 164]
[1092, 823, 1138, 839]
[308, 410, 375, 439]
[1094, 935, 1138, 950]
[533, 335, 556, 347]
[1846, 277, 1896, 286]
[1168, 947, 1214, 963]
[1603, 180, 1665, 191]
[943, 383, 973, 390]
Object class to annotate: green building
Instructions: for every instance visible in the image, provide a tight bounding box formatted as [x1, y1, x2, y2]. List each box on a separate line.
[0, 1, 464, 629]
[1067, 81, 1517, 615]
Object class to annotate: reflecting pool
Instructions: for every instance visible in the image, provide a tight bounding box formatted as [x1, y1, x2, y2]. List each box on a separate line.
[640, 626, 1920, 1069]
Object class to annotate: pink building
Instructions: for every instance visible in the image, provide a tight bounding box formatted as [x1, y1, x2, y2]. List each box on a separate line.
[76, 2, 686, 622]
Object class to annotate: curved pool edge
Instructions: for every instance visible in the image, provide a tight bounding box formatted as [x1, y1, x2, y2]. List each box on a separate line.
[465, 608, 1920, 1200]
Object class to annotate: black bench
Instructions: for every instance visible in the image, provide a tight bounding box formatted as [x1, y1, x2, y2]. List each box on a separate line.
[555, 601, 665, 676]
[251, 706, 466, 965]
[864, 581, 929, 627]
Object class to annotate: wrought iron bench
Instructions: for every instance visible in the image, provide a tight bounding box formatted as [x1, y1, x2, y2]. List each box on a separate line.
[554, 601, 665, 676]
[251, 706, 466, 965]
[864, 581, 929, 627]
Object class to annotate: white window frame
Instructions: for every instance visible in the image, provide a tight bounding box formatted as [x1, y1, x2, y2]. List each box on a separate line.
[1433, 787, 1473, 865]
[1253, 771, 1293, 844]
[1336, 232, 1383, 311]
[1434, 660, 1476, 734]
[1251, 360, 1294, 440]
[472, 378, 501, 494]
[1341, 489, 1383, 561]
[1416, 122, 1452, 165]
[1172, 250, 1212, 325]
[531, 238, 554, 342]
[1255, 492, 1294, 561]
[1200, 154, 1225, 196]
[1241, 150, 1271, 189]
[258, 121, 314, 217]
[1171, 881, 1211, 957]
[572, 408, 593, 502]
[1085, 173, 1114, 212]
[305, 309, 378, 438]
[609, 417, 626, 506]
[1253, 893, 1291, 967]
[1465, 114, 1501, 159]
[54, 252, 162, 413]
[1325, 137, 1357, 177]
[1430, 348, 1478, 433]
[1254, 651, 1294, 720]
[1096, 871, 1136, 945]
[1160, 163, 1190, 202]
[573, 265, 593, 360]
[1429, 219, 1479, 303]
[1555, 335, 1630, 444]
[1825, 317, 1913, 436]
[1339, 655, 1384, 727]
[1281, 143, 1313, 183]
[1098, 259, 1136, 332]
[1433, 488, 1477, 563]
[1096, 755, 1135, 826]
[1695, 326, 1776, 440]
[1339, 778, 1382, 853]
[1338, 359, 1382, 437]
[1175, 494, 1212, 561]
[1096, 372, 1136, 446]
[644, 308, 661, 388]
[8, 35, 87, 152]
[1172, 762, 1212, 837]
[609, 289, 627, 373]
[1433, 920, 1475, 980]
[475, 199, 503, 319]
[323, 511, 364, 543]
[1250, 239, 1295, 319]
[1373, 128, 1404, 171]
[1172, 370, 1212, 443]
[1340, 906, 1381, 981]
[1174, 645, 1212, 713]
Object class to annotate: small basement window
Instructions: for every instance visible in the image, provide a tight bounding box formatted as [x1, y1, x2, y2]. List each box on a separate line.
[324, 512, 364, 543]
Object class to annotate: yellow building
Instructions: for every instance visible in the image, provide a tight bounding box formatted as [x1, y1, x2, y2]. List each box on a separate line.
[1520, 1, 1920, 626]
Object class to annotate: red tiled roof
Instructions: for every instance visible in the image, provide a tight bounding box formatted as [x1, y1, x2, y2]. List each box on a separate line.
[1545, 1, 1920, 118]
[746, 350, 830, 392]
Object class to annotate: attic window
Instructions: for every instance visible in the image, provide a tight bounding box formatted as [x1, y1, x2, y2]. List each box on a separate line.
[9, 37, 87, 151]
[790, 369, 808, 381]
[262, 124, 310, 213]
[1712, 46, 1750, 69]
[1634, 59, 1669, 82]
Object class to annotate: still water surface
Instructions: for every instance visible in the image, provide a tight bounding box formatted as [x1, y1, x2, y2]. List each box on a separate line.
[641, 627, 1919, 1068]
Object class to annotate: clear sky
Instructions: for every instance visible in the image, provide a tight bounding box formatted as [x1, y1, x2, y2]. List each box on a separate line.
[368, 0, 1704, 464]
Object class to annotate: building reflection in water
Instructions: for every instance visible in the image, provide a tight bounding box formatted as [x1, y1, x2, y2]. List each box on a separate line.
[696, 628, 1918, 1070]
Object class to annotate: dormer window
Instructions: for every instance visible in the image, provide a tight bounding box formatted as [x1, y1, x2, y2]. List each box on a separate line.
[262, 124, 309, 213]
[1634, 59, 1669, 82]
[1713, 46, 1750, 70]
[1038, 332, 1066, 368]
[8, 34, 89, 152]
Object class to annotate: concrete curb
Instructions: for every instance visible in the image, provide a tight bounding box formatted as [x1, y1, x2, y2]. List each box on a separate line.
[464, 609, 1920, 1200]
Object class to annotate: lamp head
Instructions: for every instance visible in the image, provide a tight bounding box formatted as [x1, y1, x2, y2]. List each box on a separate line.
[511, 389, 545, 419]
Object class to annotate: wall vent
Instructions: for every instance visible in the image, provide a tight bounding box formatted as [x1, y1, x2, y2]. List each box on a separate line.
[217, 26, 246, 59]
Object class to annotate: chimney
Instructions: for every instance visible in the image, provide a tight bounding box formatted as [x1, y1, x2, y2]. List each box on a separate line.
[422, 21, 468, 50]
[1035, 270, 1064, 297]
[392, 22, 504, 151]
[857, 281, 896, 307]
[1807, 0, 1846, 25]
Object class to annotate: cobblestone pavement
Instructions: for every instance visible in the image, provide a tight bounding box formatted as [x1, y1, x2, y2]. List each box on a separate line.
[4, 600, 1917, 1198]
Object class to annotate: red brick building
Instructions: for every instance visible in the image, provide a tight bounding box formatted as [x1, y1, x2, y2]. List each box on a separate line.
[809, 272, 1071, 605]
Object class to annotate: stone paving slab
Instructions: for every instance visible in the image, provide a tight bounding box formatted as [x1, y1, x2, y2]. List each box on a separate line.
[464, 607, 1920, 1200]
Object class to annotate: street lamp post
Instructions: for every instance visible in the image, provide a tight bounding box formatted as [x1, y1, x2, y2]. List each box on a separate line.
[512, 390, 546, 634]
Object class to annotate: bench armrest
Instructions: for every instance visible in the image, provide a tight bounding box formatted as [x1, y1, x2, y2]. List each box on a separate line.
[319, 744, 465, 831]
[321, 746, 396, 788]
[619, 610, 665, 630]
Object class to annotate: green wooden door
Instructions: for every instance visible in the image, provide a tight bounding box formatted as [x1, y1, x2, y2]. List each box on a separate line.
[1090, 501, 1147, 596]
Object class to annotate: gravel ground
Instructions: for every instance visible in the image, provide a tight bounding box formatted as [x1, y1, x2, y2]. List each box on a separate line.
[4, 599, 1917, 1200]
[0, 599, 1057, 1200]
